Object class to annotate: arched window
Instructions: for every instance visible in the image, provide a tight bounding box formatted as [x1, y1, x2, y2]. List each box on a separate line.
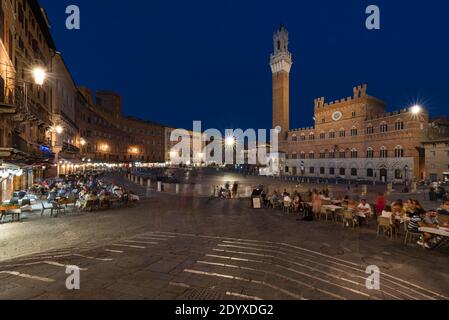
[380, 146, 388, 158]
[366, 124, 374, 135]
[339, 168, 346, 176]
[395, 119, 405, 131]
[351, 148, 358, 159]
[320, 150, 326, 159]
[350, 127, 358, 137]
[380, 122, 388, 133]
[339, 149, 346, 158]
[292, 134, 297, 142]
[300, 152, 306, 159]
[329, 150, 336, 159]
[300, 134, 306, 141]
[309, 133, 315, 141]
[320, 132, 325, 140]
[339, 128, 346, 138]
[367, 168, 374, 177]
[367, 148, 374, 159]
[395, 145, 404, 158]
[329, 130, 336, 139]
[351, 168, 358, 176]
[291, 152, 298, 159]
[309, 151, 315, 159]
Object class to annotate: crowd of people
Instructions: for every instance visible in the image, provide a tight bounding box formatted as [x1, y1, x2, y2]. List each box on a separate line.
[29, 174, 140, 211]
[376, 195, 449, 249]
[250, 185, 449, 250]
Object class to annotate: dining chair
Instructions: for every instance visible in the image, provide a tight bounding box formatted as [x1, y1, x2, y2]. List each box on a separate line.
[377, 217, 394, 240]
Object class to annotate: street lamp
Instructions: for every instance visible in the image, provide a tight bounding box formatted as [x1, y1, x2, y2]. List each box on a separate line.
[55, 125, 64, 135]
[32, 66, 47, 86]
[411, 105, 422, 115]
[80, 138, 86, 147]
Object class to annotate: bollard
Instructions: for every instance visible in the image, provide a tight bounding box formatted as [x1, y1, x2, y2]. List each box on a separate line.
[140, 177, 144, 186]
[176, 184, 180, 194]
[147, 179, 151, 189]
[157, 181, 162, 192]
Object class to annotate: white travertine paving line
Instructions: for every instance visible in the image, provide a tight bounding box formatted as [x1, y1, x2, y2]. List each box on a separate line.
[53, 253, 113, 261]
[0, 271, 54, 282]
[169, 281, 191, 289]
[205, 253, 389, 300]
[105, 249, 124, 254]
[184, 269, 307, 300]
[135, 236, 169, 241]
[216, 243, 419, 300]
[153, 231, 447, 300]
[0, 260, 88, 271]
[143, 232, 176, 238]
[111, 244, 146, 250]
[212, 248, 407, 300]
[213, 238, 444, 300]
[196, 261, 346, 300]
[123, 240, 159, 245]
[226, 292, 263, 300]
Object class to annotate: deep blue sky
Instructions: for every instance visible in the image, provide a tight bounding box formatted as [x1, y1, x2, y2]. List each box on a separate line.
[40, 0, 448, 131]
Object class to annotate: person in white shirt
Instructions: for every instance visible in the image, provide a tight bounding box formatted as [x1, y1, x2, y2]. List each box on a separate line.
[355, 199, 372, 226]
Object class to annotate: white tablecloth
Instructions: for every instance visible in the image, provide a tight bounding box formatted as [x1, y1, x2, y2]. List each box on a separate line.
[419, 227, 449, 237]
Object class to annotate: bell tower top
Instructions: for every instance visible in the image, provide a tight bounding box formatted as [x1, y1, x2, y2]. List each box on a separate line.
[270, 25, 292, 74]
[273, 25, 289, 55]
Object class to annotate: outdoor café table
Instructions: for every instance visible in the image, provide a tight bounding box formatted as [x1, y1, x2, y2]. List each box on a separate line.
[419, 227, 449, 249]
[322, 205, 343, 212]
[322, 205, 343, 221]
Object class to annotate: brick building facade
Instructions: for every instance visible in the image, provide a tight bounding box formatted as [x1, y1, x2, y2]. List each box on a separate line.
[271, 26, 429, 183]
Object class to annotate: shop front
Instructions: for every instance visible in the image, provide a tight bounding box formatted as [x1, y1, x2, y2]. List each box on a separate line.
[0, 162, 22, 202]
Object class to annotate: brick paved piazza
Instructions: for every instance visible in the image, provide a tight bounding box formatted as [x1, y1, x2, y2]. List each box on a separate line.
[0, 173, 448, 300]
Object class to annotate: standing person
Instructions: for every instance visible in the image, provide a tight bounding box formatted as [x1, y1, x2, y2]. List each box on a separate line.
[375, 192, 387, 216]
[312, 191, 322, 220]
[232, 183, 239, 199]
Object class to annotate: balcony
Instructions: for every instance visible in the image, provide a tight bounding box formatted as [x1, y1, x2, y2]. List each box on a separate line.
[12, 133, 29, 154]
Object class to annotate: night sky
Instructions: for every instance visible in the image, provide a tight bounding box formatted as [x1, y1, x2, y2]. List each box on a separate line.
[39, 0, 448, 132]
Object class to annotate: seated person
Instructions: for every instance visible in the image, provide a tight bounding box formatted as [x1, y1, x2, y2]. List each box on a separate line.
[392, 203, 405, 221]
[283, 194, 292, 205]
[381, 205, 393, 223]
[355, 199, 372, 225]
[356, 199, 372, 218]
[418, 211, 440, 249]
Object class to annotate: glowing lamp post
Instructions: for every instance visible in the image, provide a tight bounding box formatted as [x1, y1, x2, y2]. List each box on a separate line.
[32, 67, 47, 86]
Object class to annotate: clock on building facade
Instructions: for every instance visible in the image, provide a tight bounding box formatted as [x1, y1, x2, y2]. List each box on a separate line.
[332, 111, 343, 121]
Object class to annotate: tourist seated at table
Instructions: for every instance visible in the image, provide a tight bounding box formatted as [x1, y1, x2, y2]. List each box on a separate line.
[381, 205, 393, 222]
[423, 210, 439, 226]
[283, 193, 292, 207]
[417, 211, 440, 249]
[355, 199, 372, 224]
[392, 200, 405, 216]
[47, 188, 58, 202]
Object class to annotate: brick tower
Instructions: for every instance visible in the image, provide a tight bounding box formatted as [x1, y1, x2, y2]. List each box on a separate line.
[270, 25, 292, 136]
